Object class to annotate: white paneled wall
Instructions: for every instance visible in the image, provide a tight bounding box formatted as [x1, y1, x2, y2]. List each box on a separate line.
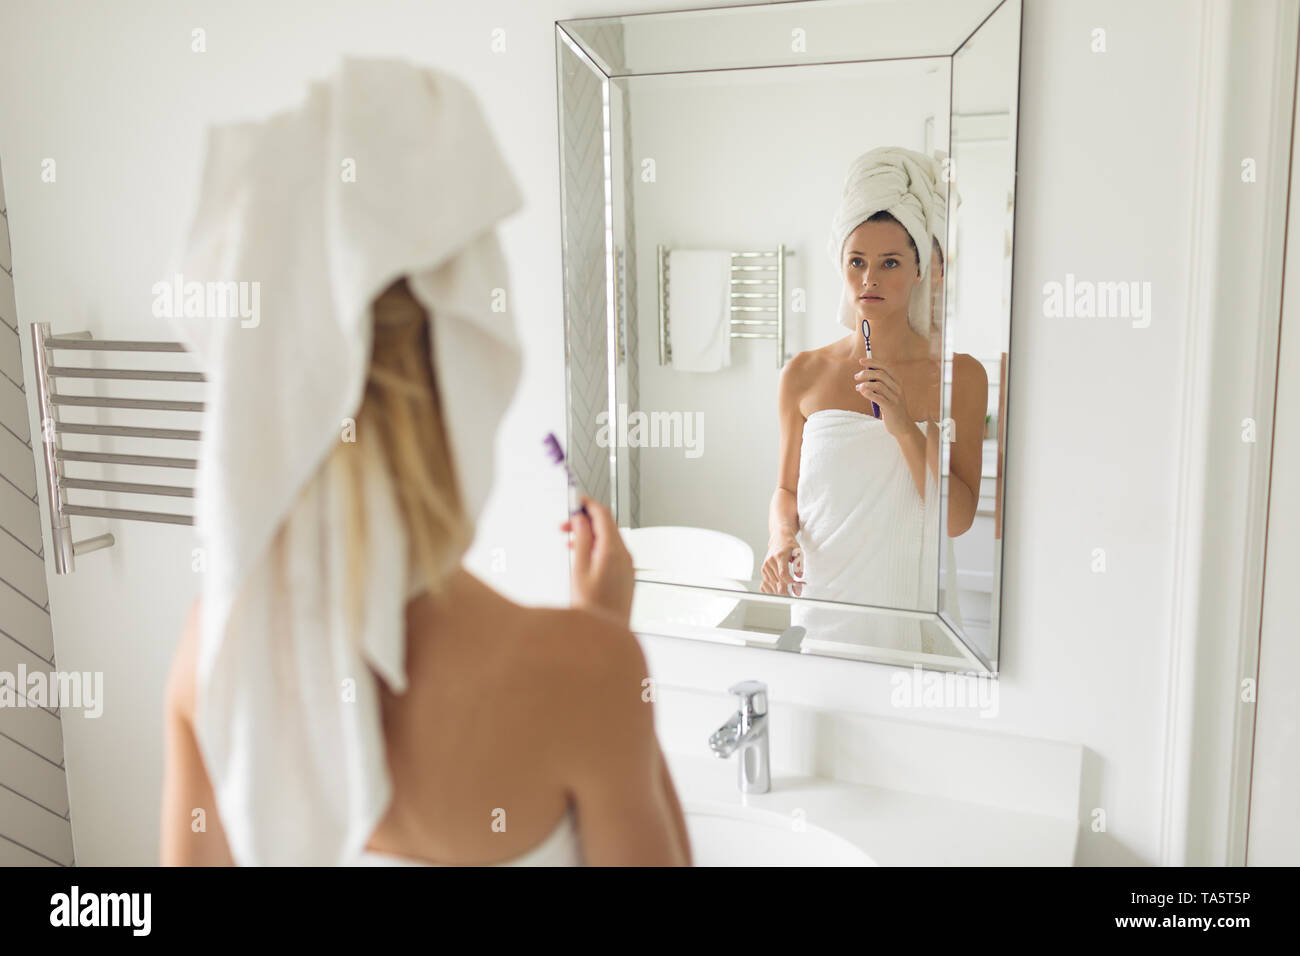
[0, 159, 76, 866]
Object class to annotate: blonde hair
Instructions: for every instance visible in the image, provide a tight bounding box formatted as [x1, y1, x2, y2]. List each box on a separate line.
[329, 277, 472, 637]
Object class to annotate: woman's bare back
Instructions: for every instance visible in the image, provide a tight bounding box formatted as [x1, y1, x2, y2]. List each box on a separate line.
[160, 499, 690, 866]
[363, 569, 688, 865]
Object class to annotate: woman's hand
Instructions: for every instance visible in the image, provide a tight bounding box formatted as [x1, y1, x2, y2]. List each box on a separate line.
[760, 536, 803, 596]
[856, 359, 912, 439]
[562, 495, 635, 625]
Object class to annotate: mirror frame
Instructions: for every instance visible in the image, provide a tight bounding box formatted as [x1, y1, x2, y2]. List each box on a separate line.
[554, 0, 1023, 675]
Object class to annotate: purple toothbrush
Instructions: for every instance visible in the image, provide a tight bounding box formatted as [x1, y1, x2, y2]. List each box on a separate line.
[543, 432, 591, 520]
[861, 318, 881, 419]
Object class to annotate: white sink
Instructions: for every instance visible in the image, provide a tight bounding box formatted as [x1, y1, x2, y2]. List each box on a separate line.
[630, 575, 745, 632]
[620, 526, 754, 581]
[622, 526, 772, 644]
[664, 751, 1079, 866]
[686, 807, 875, 866]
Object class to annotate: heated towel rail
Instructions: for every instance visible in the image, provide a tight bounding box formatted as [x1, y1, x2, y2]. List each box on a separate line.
[657, 245, 790, 368]
[30, 323, 203, 574]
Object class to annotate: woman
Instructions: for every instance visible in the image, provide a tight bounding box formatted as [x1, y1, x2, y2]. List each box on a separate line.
[159, 60, 690, 866]
[760, 148, 986, 650]
[161, 281, 691, 867]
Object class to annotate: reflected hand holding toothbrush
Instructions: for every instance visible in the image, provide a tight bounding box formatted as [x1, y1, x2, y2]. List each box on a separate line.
[860, 319, 881, 419]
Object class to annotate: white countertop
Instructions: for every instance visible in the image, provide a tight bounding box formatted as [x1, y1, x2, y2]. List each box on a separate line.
[665, 751, 1079, 866]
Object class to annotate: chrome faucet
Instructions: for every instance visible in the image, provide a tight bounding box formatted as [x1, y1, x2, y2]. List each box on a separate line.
[708, 680, 770, 793]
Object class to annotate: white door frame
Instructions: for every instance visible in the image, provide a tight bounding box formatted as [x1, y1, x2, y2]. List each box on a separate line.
[1246, 164, 1300, 865]
[1161, 0, 1300, 866]
[1246, 19, 1300, 869]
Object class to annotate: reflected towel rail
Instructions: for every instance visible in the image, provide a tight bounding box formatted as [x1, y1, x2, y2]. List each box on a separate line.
[55, 423, 200, 440]
[30, 322, 204, 573]
[44, 337, 189, 352]
[657, 244, 792, 368]
[51, 395, 204, 412]
[46, 366, 204, 382]
[55, 450, 197, 468]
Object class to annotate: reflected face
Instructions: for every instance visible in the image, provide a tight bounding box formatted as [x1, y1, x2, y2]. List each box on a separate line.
[842, 219, 921, 327]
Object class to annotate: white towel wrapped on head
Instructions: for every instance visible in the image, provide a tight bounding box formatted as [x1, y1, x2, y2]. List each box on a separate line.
[826, 146, 947, 337]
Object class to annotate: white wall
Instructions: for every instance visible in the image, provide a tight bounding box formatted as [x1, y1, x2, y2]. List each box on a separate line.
[0, 0, 1277, 867]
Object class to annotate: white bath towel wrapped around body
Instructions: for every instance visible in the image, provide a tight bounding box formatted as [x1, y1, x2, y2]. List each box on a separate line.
[790, 409, 940, 652]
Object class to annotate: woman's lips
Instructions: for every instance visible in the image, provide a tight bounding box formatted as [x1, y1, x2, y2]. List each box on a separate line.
[860, 295, 883, 301]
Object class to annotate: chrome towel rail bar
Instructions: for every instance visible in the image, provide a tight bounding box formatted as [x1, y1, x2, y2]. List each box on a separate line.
[30, 323, 205, 573]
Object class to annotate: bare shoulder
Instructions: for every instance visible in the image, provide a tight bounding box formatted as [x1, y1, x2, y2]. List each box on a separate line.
[952, 353, 989, 405]
[779, 345, 831, 410]
[778, 349, 810, 394]
[165, 598, 202, 724]
[502, 604, 656, 769]
[783, 347, 815, 375]
[953, 351, 987, 381]
[784, 343, 835, 380]
[513, 605, 651, 707]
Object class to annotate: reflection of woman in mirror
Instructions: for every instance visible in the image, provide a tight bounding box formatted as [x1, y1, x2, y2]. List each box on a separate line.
[759, 147, 986, 649]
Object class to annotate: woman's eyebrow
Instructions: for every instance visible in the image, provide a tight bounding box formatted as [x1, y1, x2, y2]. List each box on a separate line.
[848, 250, 904, 257]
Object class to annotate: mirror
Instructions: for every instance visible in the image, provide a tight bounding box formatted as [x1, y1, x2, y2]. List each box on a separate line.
[556, 0, 1020, 673]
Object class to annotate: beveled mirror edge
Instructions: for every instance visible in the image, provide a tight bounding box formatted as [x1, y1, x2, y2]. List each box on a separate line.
[630, 578, 998, 674]
[556, 0, 1013, 77]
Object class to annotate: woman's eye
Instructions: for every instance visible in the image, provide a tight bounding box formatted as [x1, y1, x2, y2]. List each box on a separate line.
[884, 258, 899, 268]
[849, 256, 864, 269]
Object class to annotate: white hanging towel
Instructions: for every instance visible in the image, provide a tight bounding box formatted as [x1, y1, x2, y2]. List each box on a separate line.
[668, 249, 732, 371]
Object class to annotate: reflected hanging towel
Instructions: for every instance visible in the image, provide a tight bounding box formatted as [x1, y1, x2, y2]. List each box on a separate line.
[668, 249, 732, 371]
